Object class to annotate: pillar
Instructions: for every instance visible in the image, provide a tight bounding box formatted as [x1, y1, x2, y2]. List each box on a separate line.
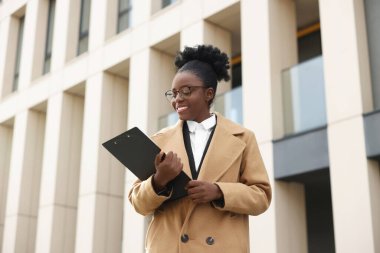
[35, 92, 84, 253]
[241, 0, 304, 252]
[1, 110, 46, 253]
[319, 0, 379, 252]
[75, 72, 128, 253]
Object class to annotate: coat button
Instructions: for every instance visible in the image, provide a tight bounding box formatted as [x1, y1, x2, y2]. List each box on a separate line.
[181, 234, 189, 243]
[206, 236, 215, 245]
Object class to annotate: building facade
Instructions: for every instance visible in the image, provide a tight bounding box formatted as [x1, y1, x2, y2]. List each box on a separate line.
[0, 0, 379, 252]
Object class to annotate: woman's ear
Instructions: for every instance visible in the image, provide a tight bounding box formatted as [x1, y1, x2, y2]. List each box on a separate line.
[206, 88, 214, 102]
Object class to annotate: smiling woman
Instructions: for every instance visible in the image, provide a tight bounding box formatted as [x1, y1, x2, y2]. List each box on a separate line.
[128, 44, 272, 253]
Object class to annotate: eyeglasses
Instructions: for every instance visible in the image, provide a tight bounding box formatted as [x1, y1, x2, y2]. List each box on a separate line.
[164, 86, 206, 102]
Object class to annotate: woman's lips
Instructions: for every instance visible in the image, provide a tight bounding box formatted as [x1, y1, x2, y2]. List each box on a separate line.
[176, 106, 188, 113]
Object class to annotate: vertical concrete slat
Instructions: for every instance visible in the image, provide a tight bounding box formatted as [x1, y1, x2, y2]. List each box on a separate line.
[35, 92, 84, 253]
[0, 124, 13, 251]
[319, 0, 379, 252]
[2, 110, 46, 253]
[76, 72, 127, 253]
[241, 0, 304, 253]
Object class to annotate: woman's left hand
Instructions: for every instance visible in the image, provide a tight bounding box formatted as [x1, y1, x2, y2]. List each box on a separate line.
[186, 180, 223, 204]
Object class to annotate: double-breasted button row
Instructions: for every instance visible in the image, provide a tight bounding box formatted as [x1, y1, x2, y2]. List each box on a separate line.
[180, 234, 215, 245]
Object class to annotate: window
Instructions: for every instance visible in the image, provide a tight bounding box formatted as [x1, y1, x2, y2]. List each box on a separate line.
[13, 16, 25, 91]
[77, 0, 91, 55]
[162, 0, 177, 8]
[43, 0, 56, 74]
[117, 0, 132, 33]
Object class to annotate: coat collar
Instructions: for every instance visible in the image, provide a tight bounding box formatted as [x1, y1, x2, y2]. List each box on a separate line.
[154, 112, 246, 182]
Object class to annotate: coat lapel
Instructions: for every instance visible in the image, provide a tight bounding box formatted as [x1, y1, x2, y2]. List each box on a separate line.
[197, 114, 246, 182]
[159, 121, 192, 179]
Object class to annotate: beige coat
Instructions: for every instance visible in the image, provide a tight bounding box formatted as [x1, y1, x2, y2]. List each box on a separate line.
[129, 113, 271, 253]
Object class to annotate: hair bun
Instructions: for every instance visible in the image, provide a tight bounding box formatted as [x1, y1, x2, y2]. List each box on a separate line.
[174, 45, 230, 82]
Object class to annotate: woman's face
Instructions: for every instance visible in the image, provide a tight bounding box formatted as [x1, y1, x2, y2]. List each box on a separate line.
[170, 71, 214, 123]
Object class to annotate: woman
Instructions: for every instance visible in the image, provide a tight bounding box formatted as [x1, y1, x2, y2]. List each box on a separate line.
[129, 45, 271, 253]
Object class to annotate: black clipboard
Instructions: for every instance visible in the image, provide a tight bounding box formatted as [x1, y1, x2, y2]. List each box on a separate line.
[102, 127, 190, 201]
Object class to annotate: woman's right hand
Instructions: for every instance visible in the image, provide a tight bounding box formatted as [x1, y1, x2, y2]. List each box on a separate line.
[153, 151, 183, 190]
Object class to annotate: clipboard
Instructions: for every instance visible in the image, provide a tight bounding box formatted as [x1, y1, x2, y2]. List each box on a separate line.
[102, 127, 190, 201]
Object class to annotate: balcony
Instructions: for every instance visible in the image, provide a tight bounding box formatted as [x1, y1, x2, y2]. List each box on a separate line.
[282, 55, 327, 136]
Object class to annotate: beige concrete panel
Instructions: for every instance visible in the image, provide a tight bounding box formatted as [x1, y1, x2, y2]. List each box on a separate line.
[328, 117, 376, 253]
[180, 0, 202, 29]
[131, 22, 149, 53]
[36, 205, 77, 253]
[241, 0, 297, 142]
[64, 0, 81, 62]
[62, 57, 89, 89]
[150, 5, 181, 46]
[2, 214, 37, 253]
[319, 0, 373, 122]
[249, 142, 276, 253]
[132, 0, 152, 27]
[0, 125, 12, 251]
[0, 17, 19, 98]
[202, 0, 239, 19]
[122, 178, 145, 253]
[75, 193, 123, 253]
[103, 32, 133, 71]
[104, 0, 118, 40]
[51, 0, 76, 71]
[79, 73, 127, 195]
[2, 110, 46, 253]
[127, 49, 150, 132]
[17, 0, 46, 88]
[88, 0, 109, 50]
[147, 49, 176, 133]
[275, 181, 308, 253]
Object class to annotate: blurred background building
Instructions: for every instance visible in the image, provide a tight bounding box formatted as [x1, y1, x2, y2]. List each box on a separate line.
[0, 0, 379, 252]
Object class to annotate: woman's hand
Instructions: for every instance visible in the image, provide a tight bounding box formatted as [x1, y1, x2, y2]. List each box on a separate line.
[186, 180, 223, 204]
[153, 151, 183, 190]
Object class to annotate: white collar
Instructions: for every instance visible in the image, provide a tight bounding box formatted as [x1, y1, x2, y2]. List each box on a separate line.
[187, 114, 216, 133]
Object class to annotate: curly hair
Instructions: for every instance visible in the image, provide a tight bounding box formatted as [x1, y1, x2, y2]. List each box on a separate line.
[174, 45, 230, 83]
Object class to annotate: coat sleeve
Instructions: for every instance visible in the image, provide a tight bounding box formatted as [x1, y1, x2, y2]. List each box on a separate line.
[214, 131, 272, 216]
[128, 175, 171, 216]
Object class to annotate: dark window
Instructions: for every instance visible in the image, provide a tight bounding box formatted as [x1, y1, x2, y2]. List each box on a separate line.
[162, 0, 176, 8]
[298, 30, 322, 63]
[77, 0, 91, 55]
[13, 16, 25, 91]
[117, 0, 132, 33]
[43, 0, 56, 74]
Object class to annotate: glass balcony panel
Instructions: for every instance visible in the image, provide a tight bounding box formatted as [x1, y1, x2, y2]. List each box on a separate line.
[214, 86, 243, 125]
[282, 56, 327, 135]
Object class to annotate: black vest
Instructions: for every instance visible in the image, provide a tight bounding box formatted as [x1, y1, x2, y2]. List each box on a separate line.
[182, 121, 216, 179]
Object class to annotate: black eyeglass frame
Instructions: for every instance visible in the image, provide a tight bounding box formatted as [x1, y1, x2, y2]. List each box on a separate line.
[164, 86, 207, 102]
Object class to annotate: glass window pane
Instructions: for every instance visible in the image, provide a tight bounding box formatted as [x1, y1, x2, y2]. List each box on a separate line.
[44, 0, 56, 74]
[78, 36, 88, 55]
[119, 0, 130, 12]
[13, 17, 25, 91]
[117, 12, 129, 33]
[80, 0, 91, 33]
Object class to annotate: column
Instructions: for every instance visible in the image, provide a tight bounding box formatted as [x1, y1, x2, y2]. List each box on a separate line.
[88, 0, 110, 50]
[0, 17, 19, 98]
[0, 124, 13, 251]
[51, 0, 80, 70]
[180, 20, 232, 94]
[122, 49, 150, 253]
[35, 93, 84, 253]
[75, 72, 128, 253]
[1, 110, 46, 253]
[319, 0, 379, 252]
[17, 0, 48, 89]
[241, 0, 303, 253]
